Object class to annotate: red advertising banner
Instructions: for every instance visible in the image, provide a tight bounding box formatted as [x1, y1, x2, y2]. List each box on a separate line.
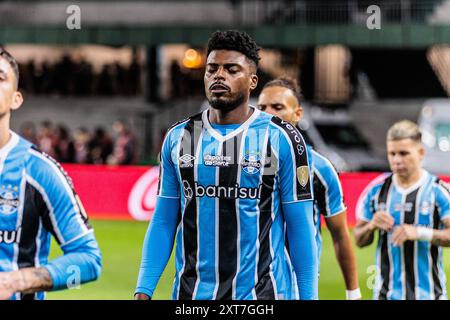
[63, 164, 450, 226]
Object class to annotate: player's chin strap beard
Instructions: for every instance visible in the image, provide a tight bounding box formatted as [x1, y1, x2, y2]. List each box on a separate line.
[208, 92, 246, 113]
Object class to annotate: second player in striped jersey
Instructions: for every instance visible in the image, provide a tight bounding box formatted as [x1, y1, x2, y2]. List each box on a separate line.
[257, 77, 360, 300]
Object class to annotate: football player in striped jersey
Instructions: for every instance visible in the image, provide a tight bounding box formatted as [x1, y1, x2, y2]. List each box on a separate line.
[0, 49, 101, 300]
[354, 120, 450, 300]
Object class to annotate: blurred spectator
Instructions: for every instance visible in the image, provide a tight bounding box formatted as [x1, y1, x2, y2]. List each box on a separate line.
[89, 127, 113, 164]
[37, 120, 57, 158]
[54, 54, 76, 95]
[74, 127, 91, 164]
[114, 61, 127, 95]
[74, 58, 94, 95]
[97, 64, 114, 95]
[54, 125, 76, 163]
[108, 120, 138, 165]
[20, 121, 37, 145]
[128, 50, 141, 95]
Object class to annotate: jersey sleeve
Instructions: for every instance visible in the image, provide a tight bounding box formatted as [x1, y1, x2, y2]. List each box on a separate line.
[315, 159, 346, 218]
[157, 129, 180, 198]
[271, 118, 313, 203]
[26, 148, 93, 247]
[356, 185, 380, 222]
[435, 180, 450, 221]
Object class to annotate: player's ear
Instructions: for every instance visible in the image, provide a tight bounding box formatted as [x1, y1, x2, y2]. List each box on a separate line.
[294, 105, 303, 123]
[249, 73, 258, 92]
[10, 91, 23, 111]
[418, 142, 425, 160]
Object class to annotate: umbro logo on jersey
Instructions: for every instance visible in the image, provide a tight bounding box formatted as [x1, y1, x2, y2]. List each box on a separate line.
[0, 185, 19, 216]
[179, 154, 195, 168]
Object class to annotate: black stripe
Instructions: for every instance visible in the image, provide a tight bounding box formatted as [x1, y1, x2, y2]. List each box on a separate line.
[216, 133, 243, 300]
[256, 138, 275, 300]
[404, 188, 420, 300]
[18, 183, 43, 300]
[313, 172, 327, 219]
[178, 115, 203, 300]
[31, 146, 91, 230]
[431, 205, 443, 300]
[377, 175, 392, 300]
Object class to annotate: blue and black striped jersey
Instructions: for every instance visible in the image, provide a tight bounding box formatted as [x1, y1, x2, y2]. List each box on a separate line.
[0, 131, 94, 300]
[358, 171, 450, 300]
[158, 108, 313, 300]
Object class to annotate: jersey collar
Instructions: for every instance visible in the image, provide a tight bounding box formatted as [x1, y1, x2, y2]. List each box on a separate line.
[0, 131, 20, 175]
[392, 169, 429, 195]
[202, 105, 260, 142]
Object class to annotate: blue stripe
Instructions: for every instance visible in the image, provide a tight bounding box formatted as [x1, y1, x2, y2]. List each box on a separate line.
[234, 128, 266, 299]
[389, 188, 403, 300]
[416, 178, 432, 299]
[194, 132, 219, 299]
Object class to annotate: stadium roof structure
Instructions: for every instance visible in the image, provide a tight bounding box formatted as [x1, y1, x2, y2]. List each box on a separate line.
[1, 0, 450, 48]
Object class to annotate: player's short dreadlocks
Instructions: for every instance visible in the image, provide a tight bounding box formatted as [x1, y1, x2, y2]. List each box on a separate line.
[263, 77, 303, 103]
[207, 30, 261, 68]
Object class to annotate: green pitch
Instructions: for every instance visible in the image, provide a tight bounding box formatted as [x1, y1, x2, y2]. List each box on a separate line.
[47, 219, 450, 300]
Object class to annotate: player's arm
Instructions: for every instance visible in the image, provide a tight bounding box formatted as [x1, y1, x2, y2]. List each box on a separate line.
[283, 200, 318, 300]
[135, 128, 180, 300]
[273, 119, 317, 299]
[353, 182, 394, 248]
[0, 152, 102, 300]
[0, 267, 52, 300]
[134, 197, 179, 300]
[393, 181, 450, 246]
[317, 162, 359, 296]
[354, 211, 394, 248]
[391, 218, 450, 246]
[325, 212, 360, 297]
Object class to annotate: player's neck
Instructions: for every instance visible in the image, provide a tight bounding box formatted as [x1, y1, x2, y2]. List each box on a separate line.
[394, 168, 424, 189]
[0, 114, 12, 150]
[209, 103, 253, 125]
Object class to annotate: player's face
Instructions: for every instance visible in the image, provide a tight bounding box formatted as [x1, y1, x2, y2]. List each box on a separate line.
[204, 50, 258, 112]
[0, 57, 22, 117]
[387, 138, 424, 179]
[257, 86, 302, 125]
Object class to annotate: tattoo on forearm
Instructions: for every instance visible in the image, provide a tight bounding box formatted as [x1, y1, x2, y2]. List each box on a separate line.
[20, 268, 53, 293]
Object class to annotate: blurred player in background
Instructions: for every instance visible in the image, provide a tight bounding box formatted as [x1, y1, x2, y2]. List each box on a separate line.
[354, 120, 450, 300]
[135, 30, 318, 300]
[257, 77, 360, 300]
[0, 49, 102, 300]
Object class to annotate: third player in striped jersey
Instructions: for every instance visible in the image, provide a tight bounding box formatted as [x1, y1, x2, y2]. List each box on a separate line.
[354, 120, 450, 300]
[257, 77, 360, 300]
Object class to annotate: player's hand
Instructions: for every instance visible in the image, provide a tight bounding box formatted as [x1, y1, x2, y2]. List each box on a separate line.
[371, 211, 394, 231]
[134, 293, 152, 300]
[0, 272, 18, 300]
[392, 224, 418, 246]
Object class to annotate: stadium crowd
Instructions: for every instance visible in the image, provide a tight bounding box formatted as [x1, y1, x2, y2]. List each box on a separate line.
[18, 54, 142, 96]
[19, 119, 139, 165]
